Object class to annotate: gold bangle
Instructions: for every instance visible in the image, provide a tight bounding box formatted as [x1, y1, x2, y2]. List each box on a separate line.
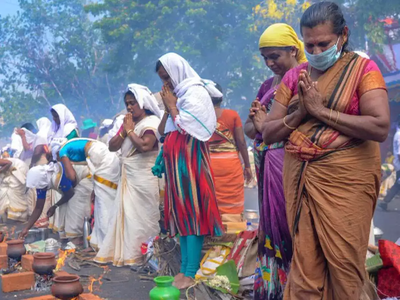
[335, 111, 340, 125]
[329, 108, 333, 122]
[283, 115, 296, 130]
[119, 132, 125, 139]
[126, 129, 134, 135]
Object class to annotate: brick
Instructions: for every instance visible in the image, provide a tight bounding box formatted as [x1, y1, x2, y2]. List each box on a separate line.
[0, 243, 7, 256]
[0, 255, 7, 269]
[21, 254, 33, 271]
[23, 294, 103, 300]
[79, 294, 104, 300]
[2, 271, 35, 293]
[23, 296, 55, 300]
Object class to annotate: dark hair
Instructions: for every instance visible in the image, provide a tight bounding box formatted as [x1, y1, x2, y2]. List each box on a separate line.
[124, 90, 135, 100]
[300, 2, 350, 52]
[155, 60, 163, 72]
[211, 83, 223, 105]
[21, 123, 37, 134]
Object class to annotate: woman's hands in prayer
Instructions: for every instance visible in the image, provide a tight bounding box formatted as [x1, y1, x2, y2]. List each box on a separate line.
[298, 70, 325, 117]
[161, 84, 178, 111]
[249, 98, 267, 133]
[123, 113, 135, 133]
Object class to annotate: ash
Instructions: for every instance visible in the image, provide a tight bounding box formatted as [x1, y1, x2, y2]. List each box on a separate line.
[33, 273, 54, 292]
[0, 258, 21, 275]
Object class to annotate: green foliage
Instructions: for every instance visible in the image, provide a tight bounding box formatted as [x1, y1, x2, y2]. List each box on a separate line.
[1, 0, 400, 138]
[85, 0, 264, 119]
[0, 0, 123, 136]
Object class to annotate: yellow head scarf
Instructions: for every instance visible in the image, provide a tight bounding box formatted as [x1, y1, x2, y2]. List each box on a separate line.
[259, 23, 307, 64]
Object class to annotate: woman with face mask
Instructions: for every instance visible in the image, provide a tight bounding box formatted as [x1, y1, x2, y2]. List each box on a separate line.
[262, 2, 389, 299]
[244, 23, 307, 300]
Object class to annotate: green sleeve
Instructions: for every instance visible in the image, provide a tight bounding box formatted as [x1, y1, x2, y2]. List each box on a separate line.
[66, 129, 79, 140]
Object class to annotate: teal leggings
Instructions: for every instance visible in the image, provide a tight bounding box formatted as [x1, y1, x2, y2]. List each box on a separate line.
[180, 235, 205, 278]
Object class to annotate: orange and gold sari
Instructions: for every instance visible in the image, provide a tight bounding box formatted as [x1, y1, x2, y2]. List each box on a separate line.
[209, 109, 244, 217]
[275, 52, 386, 300]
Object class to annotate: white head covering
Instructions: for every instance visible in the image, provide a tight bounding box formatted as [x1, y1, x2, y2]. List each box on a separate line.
[34, 117, 52, 149]
[22, 128, 37, 145]
[108, 115, 125, 142]
[99, 119, 113, 130]
[10, 131, 23, 158]
[26, 162, 59, 189]
[10, 127, 35, 159]
[355, 51, 370, 59]
[126, 84, 163, 118]
[157, 53, 221, 141]
[51, 104, 78, 139]
[158, 53, 223, 99]
[50, 138, 67, 161]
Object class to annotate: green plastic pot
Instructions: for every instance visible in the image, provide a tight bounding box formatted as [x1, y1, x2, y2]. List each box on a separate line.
[149, 276, 180, 300]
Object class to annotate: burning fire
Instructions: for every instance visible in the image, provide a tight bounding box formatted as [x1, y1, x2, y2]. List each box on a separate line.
[1, 226, 16, 243]
[88, 266, 109, 293]
[56, 249, 76, 270]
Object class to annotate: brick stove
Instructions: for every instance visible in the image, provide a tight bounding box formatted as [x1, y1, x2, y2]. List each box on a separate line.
[24, 293, 103, 300]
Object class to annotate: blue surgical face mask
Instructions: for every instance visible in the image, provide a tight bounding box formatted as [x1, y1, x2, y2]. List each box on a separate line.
[305, 37, 342, 71]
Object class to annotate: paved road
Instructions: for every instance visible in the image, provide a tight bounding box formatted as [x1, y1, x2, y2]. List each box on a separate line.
[1, 187, 398, 300]
[245, 187, 400, 243]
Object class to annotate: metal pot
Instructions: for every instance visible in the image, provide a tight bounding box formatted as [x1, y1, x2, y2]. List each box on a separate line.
[38, 228, 49, 241]
[45, 244, 60, 255]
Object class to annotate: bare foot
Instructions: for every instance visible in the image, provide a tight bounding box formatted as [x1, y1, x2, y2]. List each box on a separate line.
[174, 273, 184, 282]
[177, 276, 195, 290]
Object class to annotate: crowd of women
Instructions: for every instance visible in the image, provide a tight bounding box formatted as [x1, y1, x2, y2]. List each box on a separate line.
[0, 1, 391, 299]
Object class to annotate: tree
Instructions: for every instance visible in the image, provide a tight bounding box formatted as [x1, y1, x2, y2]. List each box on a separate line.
[0, 0, 123, 136]
[85, 0, 266, 115]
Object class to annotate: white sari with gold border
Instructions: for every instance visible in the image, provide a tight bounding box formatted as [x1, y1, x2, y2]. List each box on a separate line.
[95, 115, 160, 266]
[0, 158, 29, 222]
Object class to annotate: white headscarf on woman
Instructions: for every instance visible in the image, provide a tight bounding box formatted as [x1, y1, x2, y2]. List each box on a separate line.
[34, 117, 52, 149]
[158, 52, 222, 141]
[10, 128, 36, 159]
[126, 84, 163, 118]
[50, 104, 78, 139]
[26, 162, 59, 189]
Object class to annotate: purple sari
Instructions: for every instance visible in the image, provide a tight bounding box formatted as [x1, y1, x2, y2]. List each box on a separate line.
[253, 78, 292, 300]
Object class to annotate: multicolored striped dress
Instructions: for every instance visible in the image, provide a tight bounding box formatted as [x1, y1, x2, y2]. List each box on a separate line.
[163, 130, 223, 237]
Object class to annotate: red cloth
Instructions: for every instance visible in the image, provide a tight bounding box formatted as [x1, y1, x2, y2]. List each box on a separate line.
[377, 240, 400, 298]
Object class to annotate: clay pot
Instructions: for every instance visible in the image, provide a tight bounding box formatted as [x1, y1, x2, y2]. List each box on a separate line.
[6, 239, 26, 260]
[51, 275, 83, 300]
[33, 252, 57, 275]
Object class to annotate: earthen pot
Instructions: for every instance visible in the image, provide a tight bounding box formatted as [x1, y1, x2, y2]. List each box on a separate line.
[6, 239, 26, 260]
[51, 275, 84, 300]
[33, 252, 57, 275]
